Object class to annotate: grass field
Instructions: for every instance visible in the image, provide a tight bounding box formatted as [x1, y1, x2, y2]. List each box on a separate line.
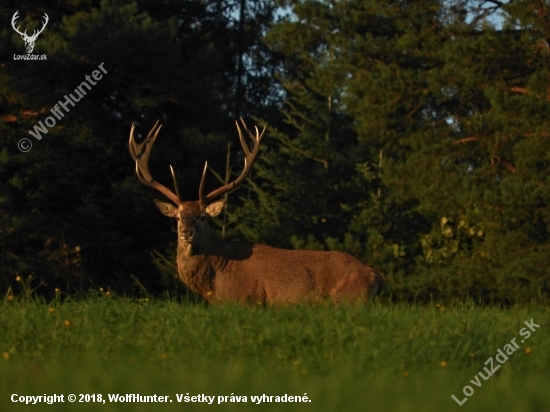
[1, 297, 549, 411]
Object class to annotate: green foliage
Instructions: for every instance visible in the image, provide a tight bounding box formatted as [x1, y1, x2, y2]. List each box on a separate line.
[1, 0, 550, 304]
[227, 0, 550, 304]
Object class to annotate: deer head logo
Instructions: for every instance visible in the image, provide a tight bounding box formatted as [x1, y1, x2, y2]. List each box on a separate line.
[11, 11, 49, 54]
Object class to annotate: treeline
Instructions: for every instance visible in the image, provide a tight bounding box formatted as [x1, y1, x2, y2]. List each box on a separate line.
[1, 0, 549, 304]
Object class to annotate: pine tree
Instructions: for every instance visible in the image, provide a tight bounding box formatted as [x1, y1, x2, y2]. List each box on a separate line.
[0, 0, 234, 295]
[246, 0, 550, 303]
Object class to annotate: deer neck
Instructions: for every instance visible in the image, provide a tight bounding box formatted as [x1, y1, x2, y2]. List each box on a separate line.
[176, 228, 229, 295]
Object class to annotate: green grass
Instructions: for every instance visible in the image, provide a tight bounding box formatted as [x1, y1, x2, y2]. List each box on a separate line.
[1, 297, 549, 411]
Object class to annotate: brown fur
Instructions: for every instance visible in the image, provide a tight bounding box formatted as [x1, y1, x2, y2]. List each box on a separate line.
[155, 199, 384, 305]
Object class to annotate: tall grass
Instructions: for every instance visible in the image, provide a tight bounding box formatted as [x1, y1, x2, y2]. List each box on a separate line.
[1, 297, 549, 411]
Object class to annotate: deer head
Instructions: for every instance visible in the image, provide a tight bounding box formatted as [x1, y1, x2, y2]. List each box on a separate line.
[129, 119, 265, 256]
[11, 11, 49, 54]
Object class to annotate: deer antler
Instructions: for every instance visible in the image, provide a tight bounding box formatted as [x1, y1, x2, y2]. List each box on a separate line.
[11, 11, 49, 40]
[11, 11, 26, 37]
[129, 122, 182, 205]
[199, 118, 265, 209]
[32, 13, 49, 39]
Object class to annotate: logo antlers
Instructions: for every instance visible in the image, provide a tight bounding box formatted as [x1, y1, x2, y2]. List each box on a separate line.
[11, 10, 49, 54]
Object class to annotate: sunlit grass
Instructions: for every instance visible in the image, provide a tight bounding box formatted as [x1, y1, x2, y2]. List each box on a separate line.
[1, 298, 549, 411]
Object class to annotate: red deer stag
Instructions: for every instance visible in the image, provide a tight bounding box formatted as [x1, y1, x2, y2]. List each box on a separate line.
[129, 119, 384, 304]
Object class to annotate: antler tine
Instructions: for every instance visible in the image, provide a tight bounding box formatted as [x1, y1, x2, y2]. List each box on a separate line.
[129, 122, 181, 205]
[198, 161, 208, 210]
[170, 165, 182, 203]
[33, 13, 49, 38]
[236, 119, 252, 157]
[204, 119, 266, 202]
[11, 11, 26, 37]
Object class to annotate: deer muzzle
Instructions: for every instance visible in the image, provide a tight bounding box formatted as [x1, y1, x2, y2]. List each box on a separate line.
[180, 229, 195, 242]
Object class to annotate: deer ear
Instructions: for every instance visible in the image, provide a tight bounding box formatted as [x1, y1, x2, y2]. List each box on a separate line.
[205, 199, 225, 217]
[154, 199, 178, 217]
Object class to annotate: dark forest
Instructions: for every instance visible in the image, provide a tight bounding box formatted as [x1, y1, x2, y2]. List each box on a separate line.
[1, 0, 549, 304]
